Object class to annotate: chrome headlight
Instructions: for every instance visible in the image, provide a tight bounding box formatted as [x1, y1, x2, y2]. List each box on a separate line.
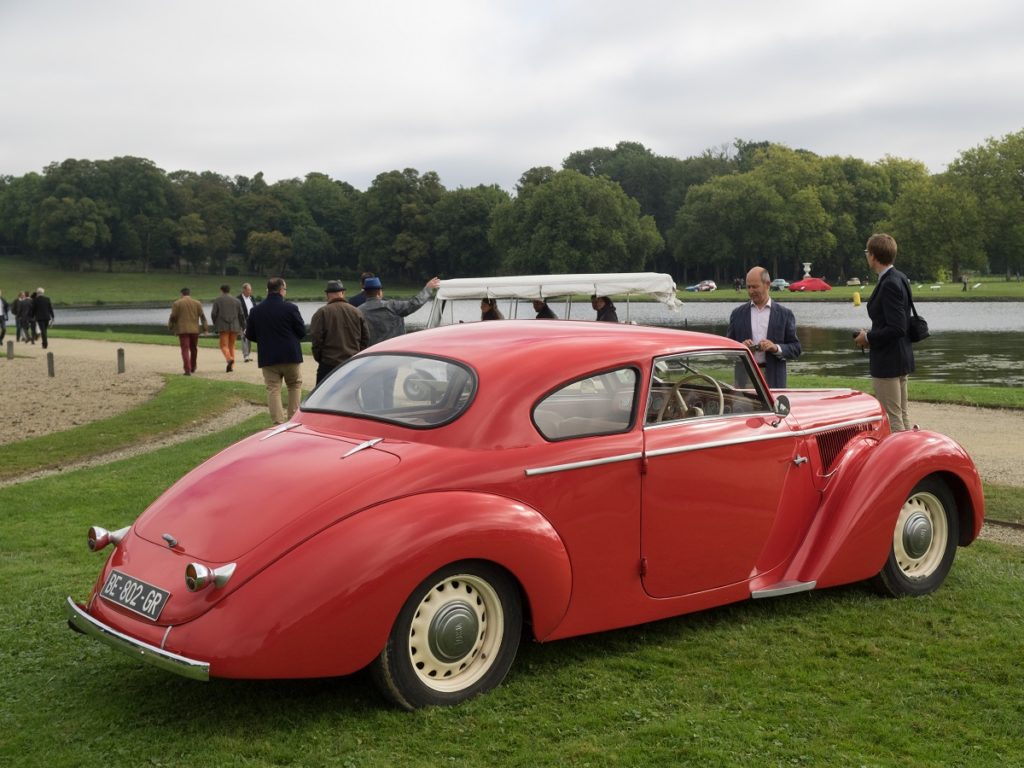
[87, 525, 130, 552]
[185, 562, 237, 592]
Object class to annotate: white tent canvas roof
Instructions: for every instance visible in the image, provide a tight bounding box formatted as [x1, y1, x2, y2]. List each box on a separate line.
[426, 272, 681, 327]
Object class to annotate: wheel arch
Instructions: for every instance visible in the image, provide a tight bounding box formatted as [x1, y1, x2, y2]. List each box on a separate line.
[172, 490, 572, 679]
[794, 430, 984, 589]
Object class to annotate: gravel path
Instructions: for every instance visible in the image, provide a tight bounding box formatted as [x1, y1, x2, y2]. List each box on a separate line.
[1, 336, 1020, 545]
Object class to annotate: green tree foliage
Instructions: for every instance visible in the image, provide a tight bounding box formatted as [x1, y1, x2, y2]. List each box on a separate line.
[1, 129, 1022, 282]
[354, 169, 445, 281]
[33, 195, 112, 270]
[491, 169, 663, 274]
[948, 128, 1024, 277]
[429, 185, 510, 277]
[882, 177, 985, 280]
[246, 230, 292, 276]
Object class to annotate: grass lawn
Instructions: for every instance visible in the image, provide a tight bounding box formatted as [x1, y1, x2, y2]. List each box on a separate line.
[0, 356, 1021, 765]
[0, 425, 1021, 766]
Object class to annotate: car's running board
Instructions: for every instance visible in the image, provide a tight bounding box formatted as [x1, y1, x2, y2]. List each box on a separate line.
[751, 580, 816, 599]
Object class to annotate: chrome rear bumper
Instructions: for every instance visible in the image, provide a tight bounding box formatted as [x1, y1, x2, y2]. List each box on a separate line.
[65, 597, 210, 682]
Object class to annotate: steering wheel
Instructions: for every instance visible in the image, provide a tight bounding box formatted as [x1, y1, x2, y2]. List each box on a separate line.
[656, 372, 724, 422]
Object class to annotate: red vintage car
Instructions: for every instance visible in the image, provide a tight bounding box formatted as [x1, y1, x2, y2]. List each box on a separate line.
[67, 321, 984, 709]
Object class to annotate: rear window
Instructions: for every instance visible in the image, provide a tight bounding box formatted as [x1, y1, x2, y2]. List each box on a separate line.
[302, 354, 476, 428]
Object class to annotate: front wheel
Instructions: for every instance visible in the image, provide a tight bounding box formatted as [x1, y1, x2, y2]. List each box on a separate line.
[872, 477, 959, 597]
[372, 562, 522, 710]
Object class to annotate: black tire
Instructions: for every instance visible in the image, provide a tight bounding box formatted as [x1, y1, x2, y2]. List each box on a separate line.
[872, 476, 959, 597]
[372, 561, 522, 710]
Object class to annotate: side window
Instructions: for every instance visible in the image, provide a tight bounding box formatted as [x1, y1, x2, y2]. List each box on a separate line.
[646, 351, 770, 424]
[533, 368, 638, 440]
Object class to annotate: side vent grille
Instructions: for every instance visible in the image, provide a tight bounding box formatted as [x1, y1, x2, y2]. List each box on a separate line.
[816, 423, 875, 472]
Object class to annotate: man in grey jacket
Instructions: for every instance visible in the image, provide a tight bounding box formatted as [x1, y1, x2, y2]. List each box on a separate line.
[359, 276, 440, 345]
[211, 284, 247, 372]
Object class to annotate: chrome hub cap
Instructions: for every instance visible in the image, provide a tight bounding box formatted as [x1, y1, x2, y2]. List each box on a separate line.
[428, 601, 479, 663]
[407, 573, 505, 692]
[901, 512, 933, 559]
[893, 491, 948, 578]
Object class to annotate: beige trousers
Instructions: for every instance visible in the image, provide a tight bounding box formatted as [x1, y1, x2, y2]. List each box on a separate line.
[261, 363, 303, 424]
[872, 375, 911, 432]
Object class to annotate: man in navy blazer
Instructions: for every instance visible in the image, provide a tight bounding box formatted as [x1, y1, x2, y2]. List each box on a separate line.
[244, 277, 307, 424]
[854, 233, 914, 431]
[727, 267, 801, 388]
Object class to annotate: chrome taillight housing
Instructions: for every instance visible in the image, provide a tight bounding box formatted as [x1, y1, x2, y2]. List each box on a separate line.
[185, 562, 237, 592]
[87, 525, 130, 552]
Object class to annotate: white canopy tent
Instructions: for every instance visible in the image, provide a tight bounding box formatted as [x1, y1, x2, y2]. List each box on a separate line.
[425, 273, 680, 327]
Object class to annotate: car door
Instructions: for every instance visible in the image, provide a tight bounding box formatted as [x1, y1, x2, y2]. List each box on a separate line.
[640, 351, 799, 598]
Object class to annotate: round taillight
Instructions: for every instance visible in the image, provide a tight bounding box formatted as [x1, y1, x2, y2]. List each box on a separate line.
[185, 562, 236, 592]
[87, 525, 129, 552]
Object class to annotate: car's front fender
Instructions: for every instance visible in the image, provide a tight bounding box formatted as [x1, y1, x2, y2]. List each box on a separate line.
[790, 429, 984, 589]
[166, 491, 572, 679]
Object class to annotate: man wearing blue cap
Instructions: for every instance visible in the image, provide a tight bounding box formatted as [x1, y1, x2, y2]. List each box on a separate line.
[358, 276, 441, 346]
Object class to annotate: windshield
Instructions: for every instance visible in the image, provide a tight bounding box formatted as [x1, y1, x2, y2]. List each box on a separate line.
[303, 354, 477, 428]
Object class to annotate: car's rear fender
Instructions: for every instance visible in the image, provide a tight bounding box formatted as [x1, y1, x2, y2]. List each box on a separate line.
[167, 491, 571, 679]
[785, 429, 984, 589]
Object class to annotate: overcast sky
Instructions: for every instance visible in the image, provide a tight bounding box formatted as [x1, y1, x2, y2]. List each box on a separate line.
[2, 0, 1023, 192]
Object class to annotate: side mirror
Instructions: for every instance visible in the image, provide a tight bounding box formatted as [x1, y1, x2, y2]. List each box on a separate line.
[774, 394, 791, 417]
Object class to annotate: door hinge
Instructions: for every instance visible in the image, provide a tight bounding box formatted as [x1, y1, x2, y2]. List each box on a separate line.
[639, 557, 648, 577]
[640, 456, 648, 475]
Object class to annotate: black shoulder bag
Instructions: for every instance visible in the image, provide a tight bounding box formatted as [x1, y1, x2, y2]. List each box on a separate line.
[905, 281, 929, 343]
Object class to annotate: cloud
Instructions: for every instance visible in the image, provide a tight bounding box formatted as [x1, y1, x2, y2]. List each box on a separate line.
[2, 0, 1022, 191]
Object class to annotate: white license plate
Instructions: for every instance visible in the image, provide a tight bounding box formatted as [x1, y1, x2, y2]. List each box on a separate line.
[99, 569, 170, 621]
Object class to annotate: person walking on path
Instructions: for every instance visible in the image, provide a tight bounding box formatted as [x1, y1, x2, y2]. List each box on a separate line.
[726, 266, 801, 388]
[0, 290, 8, 345]
[309, 280, 369, 386]
[237, 282, 260, 363]
[168, 287, 208, 375]
[32, 287, 55, 349]
[211, 284, 246, 372]
[17, 290, 37, 343]
[359, 276, 440, 345]
[854, 233, 915, 431]
[244, 277, 306, 424]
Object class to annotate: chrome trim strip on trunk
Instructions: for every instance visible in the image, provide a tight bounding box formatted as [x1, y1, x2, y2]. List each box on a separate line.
[525, 452, 643, 477]
[65, 597, 209, 682]
[259, 422, 300, 441]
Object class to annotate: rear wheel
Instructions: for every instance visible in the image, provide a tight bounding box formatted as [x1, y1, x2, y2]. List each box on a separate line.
[873, 477, 958, 597]
[372, 562, 522, 710]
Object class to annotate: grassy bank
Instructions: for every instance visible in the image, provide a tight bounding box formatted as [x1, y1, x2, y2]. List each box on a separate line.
[4, 255, 1024, 305]
[0, 375, 265, 481]
[0, 423, 1020, 766]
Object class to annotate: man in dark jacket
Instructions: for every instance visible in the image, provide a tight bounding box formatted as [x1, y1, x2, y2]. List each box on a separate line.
[310, 280, 369, 386]
[32, 288, 55, 349]
[245, 277, 306, 424]
[237, 282, 260, 362]
[17, 290, 37, 343]
[727, 267, 801, 388]
[855, 233, 915, 431]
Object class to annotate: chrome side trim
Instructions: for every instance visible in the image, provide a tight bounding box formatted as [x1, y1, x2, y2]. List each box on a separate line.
[751, 580, 817, 599]
[644, 416, 882, 459]
[525, 451, 643, 477]
[65, 597, 209, 682]
[260, 422, 300, 441]
[524, 416, 882, 477]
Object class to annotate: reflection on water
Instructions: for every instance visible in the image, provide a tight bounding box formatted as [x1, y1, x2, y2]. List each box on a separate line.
[57, 299, 1024, 387]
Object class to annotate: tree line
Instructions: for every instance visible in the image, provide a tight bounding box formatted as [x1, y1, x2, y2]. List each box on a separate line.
[1, 130, 1021, 284]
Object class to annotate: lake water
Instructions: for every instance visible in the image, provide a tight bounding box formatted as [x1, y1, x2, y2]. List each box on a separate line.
[56, 299, 1023, 387]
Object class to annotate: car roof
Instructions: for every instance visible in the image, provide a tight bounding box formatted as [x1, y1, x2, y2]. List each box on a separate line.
[366, 320, 741, 377]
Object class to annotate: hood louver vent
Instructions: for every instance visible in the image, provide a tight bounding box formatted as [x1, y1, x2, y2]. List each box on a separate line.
[816, 423, 875, 472]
